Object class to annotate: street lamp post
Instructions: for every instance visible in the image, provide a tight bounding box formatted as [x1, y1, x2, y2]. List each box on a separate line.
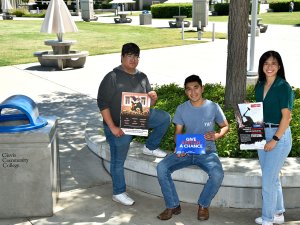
[247, 0, 258, 76]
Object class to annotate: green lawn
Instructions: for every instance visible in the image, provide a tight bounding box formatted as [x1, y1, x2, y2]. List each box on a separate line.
[268, 0, 293, 2]
[1, 11, 299, 66]
[209, 11, 300, 25]
[259, 12, 300, 25]
[0, 20, 225, 66]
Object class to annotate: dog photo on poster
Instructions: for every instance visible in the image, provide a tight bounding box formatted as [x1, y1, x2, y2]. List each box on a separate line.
[120, 92, 150, 136]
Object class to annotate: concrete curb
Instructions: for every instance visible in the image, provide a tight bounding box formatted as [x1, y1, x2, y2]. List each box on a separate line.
[85, 119, 300, 208]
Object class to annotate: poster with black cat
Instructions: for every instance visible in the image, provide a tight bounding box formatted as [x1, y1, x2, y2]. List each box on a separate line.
[236, 102, 266, 150]
[120, 92, 150, 136]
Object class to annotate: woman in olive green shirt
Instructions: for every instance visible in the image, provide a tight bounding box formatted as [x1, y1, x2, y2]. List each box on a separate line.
[254, 51, 294, 225]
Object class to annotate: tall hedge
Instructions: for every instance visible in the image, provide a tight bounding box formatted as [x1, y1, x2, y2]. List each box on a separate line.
[213, 3, 229, 15]
[269, 1, 300, 12]
[213, 2, 260, 16]
[151, 3, 192, 18]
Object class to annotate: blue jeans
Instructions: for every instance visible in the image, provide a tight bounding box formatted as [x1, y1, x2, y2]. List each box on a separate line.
[258, 127, 292, 222]
[104, 108, 170, 195]
[157, 152, 224, 209]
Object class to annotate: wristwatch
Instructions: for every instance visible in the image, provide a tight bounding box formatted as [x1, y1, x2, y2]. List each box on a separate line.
[273, 135, 280, 141]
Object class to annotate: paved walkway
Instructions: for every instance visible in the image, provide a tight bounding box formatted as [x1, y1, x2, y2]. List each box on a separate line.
[0, 15, 300, 225]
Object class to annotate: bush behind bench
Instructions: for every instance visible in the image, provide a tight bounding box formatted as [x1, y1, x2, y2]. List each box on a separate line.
[135, 83, 300, 158]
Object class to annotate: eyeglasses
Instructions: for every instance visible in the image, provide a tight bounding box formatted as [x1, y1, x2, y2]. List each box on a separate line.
[125, 54, 140, 60]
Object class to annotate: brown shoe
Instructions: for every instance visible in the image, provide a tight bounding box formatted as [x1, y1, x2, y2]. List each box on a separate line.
[198, 205, 209, 220]
[157, 205, 181, 220]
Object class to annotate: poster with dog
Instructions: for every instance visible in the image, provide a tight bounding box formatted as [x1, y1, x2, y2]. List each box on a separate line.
[120, 92, 150, 136]
[236, 102, 266, 150]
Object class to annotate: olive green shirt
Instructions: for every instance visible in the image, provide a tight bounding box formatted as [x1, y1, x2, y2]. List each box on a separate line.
[255, 76, 294, 124]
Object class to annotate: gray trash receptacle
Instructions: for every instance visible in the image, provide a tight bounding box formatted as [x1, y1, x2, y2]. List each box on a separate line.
[0, 95, 59, 218]
[139, 13, 152, 25]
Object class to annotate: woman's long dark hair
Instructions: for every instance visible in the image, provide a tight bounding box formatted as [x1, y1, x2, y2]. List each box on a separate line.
[257, 50, 286, 83]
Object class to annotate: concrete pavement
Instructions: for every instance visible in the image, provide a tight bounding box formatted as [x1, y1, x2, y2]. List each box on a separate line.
[0, 15, 300, 224]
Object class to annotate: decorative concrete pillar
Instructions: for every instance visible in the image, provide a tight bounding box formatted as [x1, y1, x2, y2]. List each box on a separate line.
[192, 0, 209, 29]
[139, 0, 143, 10]
[80, 0, 94, 21]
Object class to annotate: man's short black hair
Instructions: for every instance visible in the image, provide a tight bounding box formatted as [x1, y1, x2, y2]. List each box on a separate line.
[122, 43, 140, 56]
[184, 75, 202, 88]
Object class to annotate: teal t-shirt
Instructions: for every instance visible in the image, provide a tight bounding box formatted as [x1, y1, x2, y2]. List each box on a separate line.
[255, 76, 294, 124]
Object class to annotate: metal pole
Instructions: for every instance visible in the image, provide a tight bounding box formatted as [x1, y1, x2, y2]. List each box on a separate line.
[212, 22, 215, 42]
[75, 0, 80, 16]
[181, 21, 184, 40]
[248, 0, 258, 74]
[198, 31, 202, 40]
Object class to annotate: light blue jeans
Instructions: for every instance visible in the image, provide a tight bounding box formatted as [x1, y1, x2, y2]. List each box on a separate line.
[258, 127, 292, 222]
[104, 108, 170, 195]
[157, 152, 224, 209]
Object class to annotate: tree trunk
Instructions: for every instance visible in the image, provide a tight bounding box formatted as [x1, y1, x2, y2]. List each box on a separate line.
[224, 0, 249, 110]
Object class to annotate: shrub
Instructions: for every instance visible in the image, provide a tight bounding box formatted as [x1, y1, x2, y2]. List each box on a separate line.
[12, 8, 27, 17]
[269, 1, 300, 12]
[22, 11, 46, 18]
[212, 2, 261, 16]
[101, 3, 113, 9]
[12, 8, 45, 17]
[135, 83, 300, 158]
[143, 4, 151, 10]
[269, 2, 290, 11]
[213, 3, 229, 15]
[296, 1, 300, 11]
[33, 3, 49, 10]
[93, 0, 101, 9]
[151, 3, 192, 18]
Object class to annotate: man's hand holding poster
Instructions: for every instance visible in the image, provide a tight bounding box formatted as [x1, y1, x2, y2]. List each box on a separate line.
[176, 134, 206, 154]
[120, 92, 150, 136]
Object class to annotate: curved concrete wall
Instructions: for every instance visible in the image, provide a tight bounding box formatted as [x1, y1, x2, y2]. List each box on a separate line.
[85, 122, 300, 208]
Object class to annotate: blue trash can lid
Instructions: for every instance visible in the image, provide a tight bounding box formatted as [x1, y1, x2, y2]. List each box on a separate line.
[0, 95, 48, 133]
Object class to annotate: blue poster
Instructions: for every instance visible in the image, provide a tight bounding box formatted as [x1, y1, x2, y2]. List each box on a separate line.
[176, 134, 206, 154]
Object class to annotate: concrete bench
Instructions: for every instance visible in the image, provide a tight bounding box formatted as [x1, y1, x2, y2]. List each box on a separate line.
[94, 8, 117, 16]
[248, 20, 268, 34]
[114, 17, 132, 23]
[169, 20, 191, 28]
[85, 119, 300, 209]
[2, 13, 14, 20]
[34, 50, 88, 70]
[40, 51, 88, 60]
[259, 24, 268, 33]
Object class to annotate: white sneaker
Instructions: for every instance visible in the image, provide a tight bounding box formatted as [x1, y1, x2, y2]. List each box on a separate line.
[112, 193, 135, 206]
[262, 221, 273, 225]
[143, 146, 167, 157]
[255, 214, 284, 224]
